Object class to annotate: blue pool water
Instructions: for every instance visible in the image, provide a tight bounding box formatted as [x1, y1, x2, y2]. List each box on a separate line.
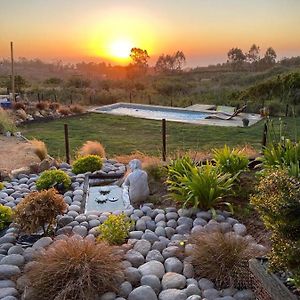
[95, 103, 209, 122]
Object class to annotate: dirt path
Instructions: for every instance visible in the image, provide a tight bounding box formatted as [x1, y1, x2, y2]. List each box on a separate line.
[0, 136, 40, 173]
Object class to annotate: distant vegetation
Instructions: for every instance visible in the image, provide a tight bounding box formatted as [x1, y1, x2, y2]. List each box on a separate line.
[1, 45, 300, 116]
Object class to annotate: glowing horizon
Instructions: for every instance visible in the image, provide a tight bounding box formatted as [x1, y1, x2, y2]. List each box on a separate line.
[1, 0, 300, 67]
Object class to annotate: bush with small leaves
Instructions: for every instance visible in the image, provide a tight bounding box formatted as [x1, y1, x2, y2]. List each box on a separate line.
[72, 154, 103, 174]
[0, 205, 12, 230]
[14, 188, 67, 235]
[0, 182, 4, 190]
[97, 213, 133, 245]
[26, 236, 124, 300]
[251, 169, 300, 287]
[187, 231, 264, 288]
[36, 169, 71, 191]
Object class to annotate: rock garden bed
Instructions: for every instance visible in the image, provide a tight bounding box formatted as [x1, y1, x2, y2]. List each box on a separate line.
[0, 160, 266, 300]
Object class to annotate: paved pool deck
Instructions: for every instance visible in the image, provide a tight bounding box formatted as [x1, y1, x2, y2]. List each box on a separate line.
[89, 102, 263, 127]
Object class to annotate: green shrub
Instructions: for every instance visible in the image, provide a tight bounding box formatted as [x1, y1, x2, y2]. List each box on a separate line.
[36, 169, 71, 191]
[97, 214, 133, 245]
[14, 188, 67, 235]
[213, 145, 249, 176]
[258, 138, 300, 178]
[72, 155, 103, 174]
[167, 162, 235, 213]
[0, 182, 4, 190]
[251, 169, 300, 287]
[0, 205, 12, 230]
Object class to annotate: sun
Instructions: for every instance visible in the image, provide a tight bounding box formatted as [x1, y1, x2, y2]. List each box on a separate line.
[109, 39, 133, 59]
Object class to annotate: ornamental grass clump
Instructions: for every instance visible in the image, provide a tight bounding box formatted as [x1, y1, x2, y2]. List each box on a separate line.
[14, 188, 67, 235]
[97, 213, 133, 245]
[213, 145, 249, 177]
[187, 231, 264, 288]
[72, 154, 103, 174]
[0, 205, 12, 230]
[30, 139, 48, 161]
[251, 169, 300, 287]
[26, 236, 124, 300]
[36, 169, 71, 191]
[78, 140, 106, 158]
[0, 108, 16, 133]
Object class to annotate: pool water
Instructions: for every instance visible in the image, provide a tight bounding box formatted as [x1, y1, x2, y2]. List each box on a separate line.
[85, 185, 124, 213]
[95, 103, 209, 122]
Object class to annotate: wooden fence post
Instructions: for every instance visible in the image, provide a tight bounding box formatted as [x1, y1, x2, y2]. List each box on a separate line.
[262, 122, 268, 149]
[162, 119, 167, 161]
[64, 124, 70, 164]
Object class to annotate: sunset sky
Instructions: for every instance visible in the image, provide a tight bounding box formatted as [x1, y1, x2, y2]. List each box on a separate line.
[1, 0, 300, 67]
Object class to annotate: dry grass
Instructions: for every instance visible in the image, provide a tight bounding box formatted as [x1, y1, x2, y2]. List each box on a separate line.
[78, 140, 106, 158]
[26, 237, 124, 300]
[169, 149, 212, 163]
[0, 108, 16, 133]
[58, 106, 71, 116]
[49, 102, 61, 111]
[12, 102, 26, 110]
[114, 150, 162, 168]
[187, 231, 265, 288]
[36, 101, 49, 110]
[15, 108, 28, 120]
[70, 104, 85, 114]
[30, 139, 48, 161]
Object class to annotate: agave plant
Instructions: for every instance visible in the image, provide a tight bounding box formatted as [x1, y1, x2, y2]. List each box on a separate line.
[213, 145, 249, 177]
[167, 162, 235, 214]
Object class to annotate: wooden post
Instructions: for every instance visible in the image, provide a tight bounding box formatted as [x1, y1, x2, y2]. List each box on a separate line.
[162, 119, 167, 161]
[262, 122, 268, 148]
[285, 104, 289, 117]
[70, 94, 73, 105]
[148, 95, 151, 105]
[170, 98, 173, 107]
[54, 94, 57, 101]
[10, 42, 15, 102]
[190, 99, 193, 106]
[37, 93, 40, 103]
[64, 124, 70, 164]
[129, 92, 132, 103]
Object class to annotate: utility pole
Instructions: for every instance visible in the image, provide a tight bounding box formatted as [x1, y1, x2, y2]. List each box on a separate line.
[10, 42, 15, 102]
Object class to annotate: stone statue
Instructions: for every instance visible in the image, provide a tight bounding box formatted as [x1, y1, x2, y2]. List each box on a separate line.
[122, 159, 149, 209]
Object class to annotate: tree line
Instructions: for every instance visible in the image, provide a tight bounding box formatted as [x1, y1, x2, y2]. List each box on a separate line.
[227, 44, 277, 71]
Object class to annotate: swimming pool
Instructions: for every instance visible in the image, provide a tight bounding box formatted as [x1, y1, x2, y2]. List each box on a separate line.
[90, 102, 262, 127]
[92, 103, 210, 122]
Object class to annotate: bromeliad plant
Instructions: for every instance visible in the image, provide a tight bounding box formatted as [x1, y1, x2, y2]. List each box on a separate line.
[213, 145, 249, 177]
[167, 160, 235, 214]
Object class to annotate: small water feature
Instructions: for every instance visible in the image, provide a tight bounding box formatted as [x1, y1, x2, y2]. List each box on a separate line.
[85, 185, 125, 213]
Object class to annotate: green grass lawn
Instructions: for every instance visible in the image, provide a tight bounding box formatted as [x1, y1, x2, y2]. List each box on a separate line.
[21, 113, 300, 160]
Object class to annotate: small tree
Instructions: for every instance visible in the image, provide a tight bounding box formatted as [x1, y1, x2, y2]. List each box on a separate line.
[227, 47, 246, 70]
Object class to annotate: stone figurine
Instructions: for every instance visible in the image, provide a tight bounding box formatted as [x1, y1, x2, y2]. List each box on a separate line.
[122, 159, 149, 209]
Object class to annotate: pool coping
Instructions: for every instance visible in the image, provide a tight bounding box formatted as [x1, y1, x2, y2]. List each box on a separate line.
[89, 102, 263, 127]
